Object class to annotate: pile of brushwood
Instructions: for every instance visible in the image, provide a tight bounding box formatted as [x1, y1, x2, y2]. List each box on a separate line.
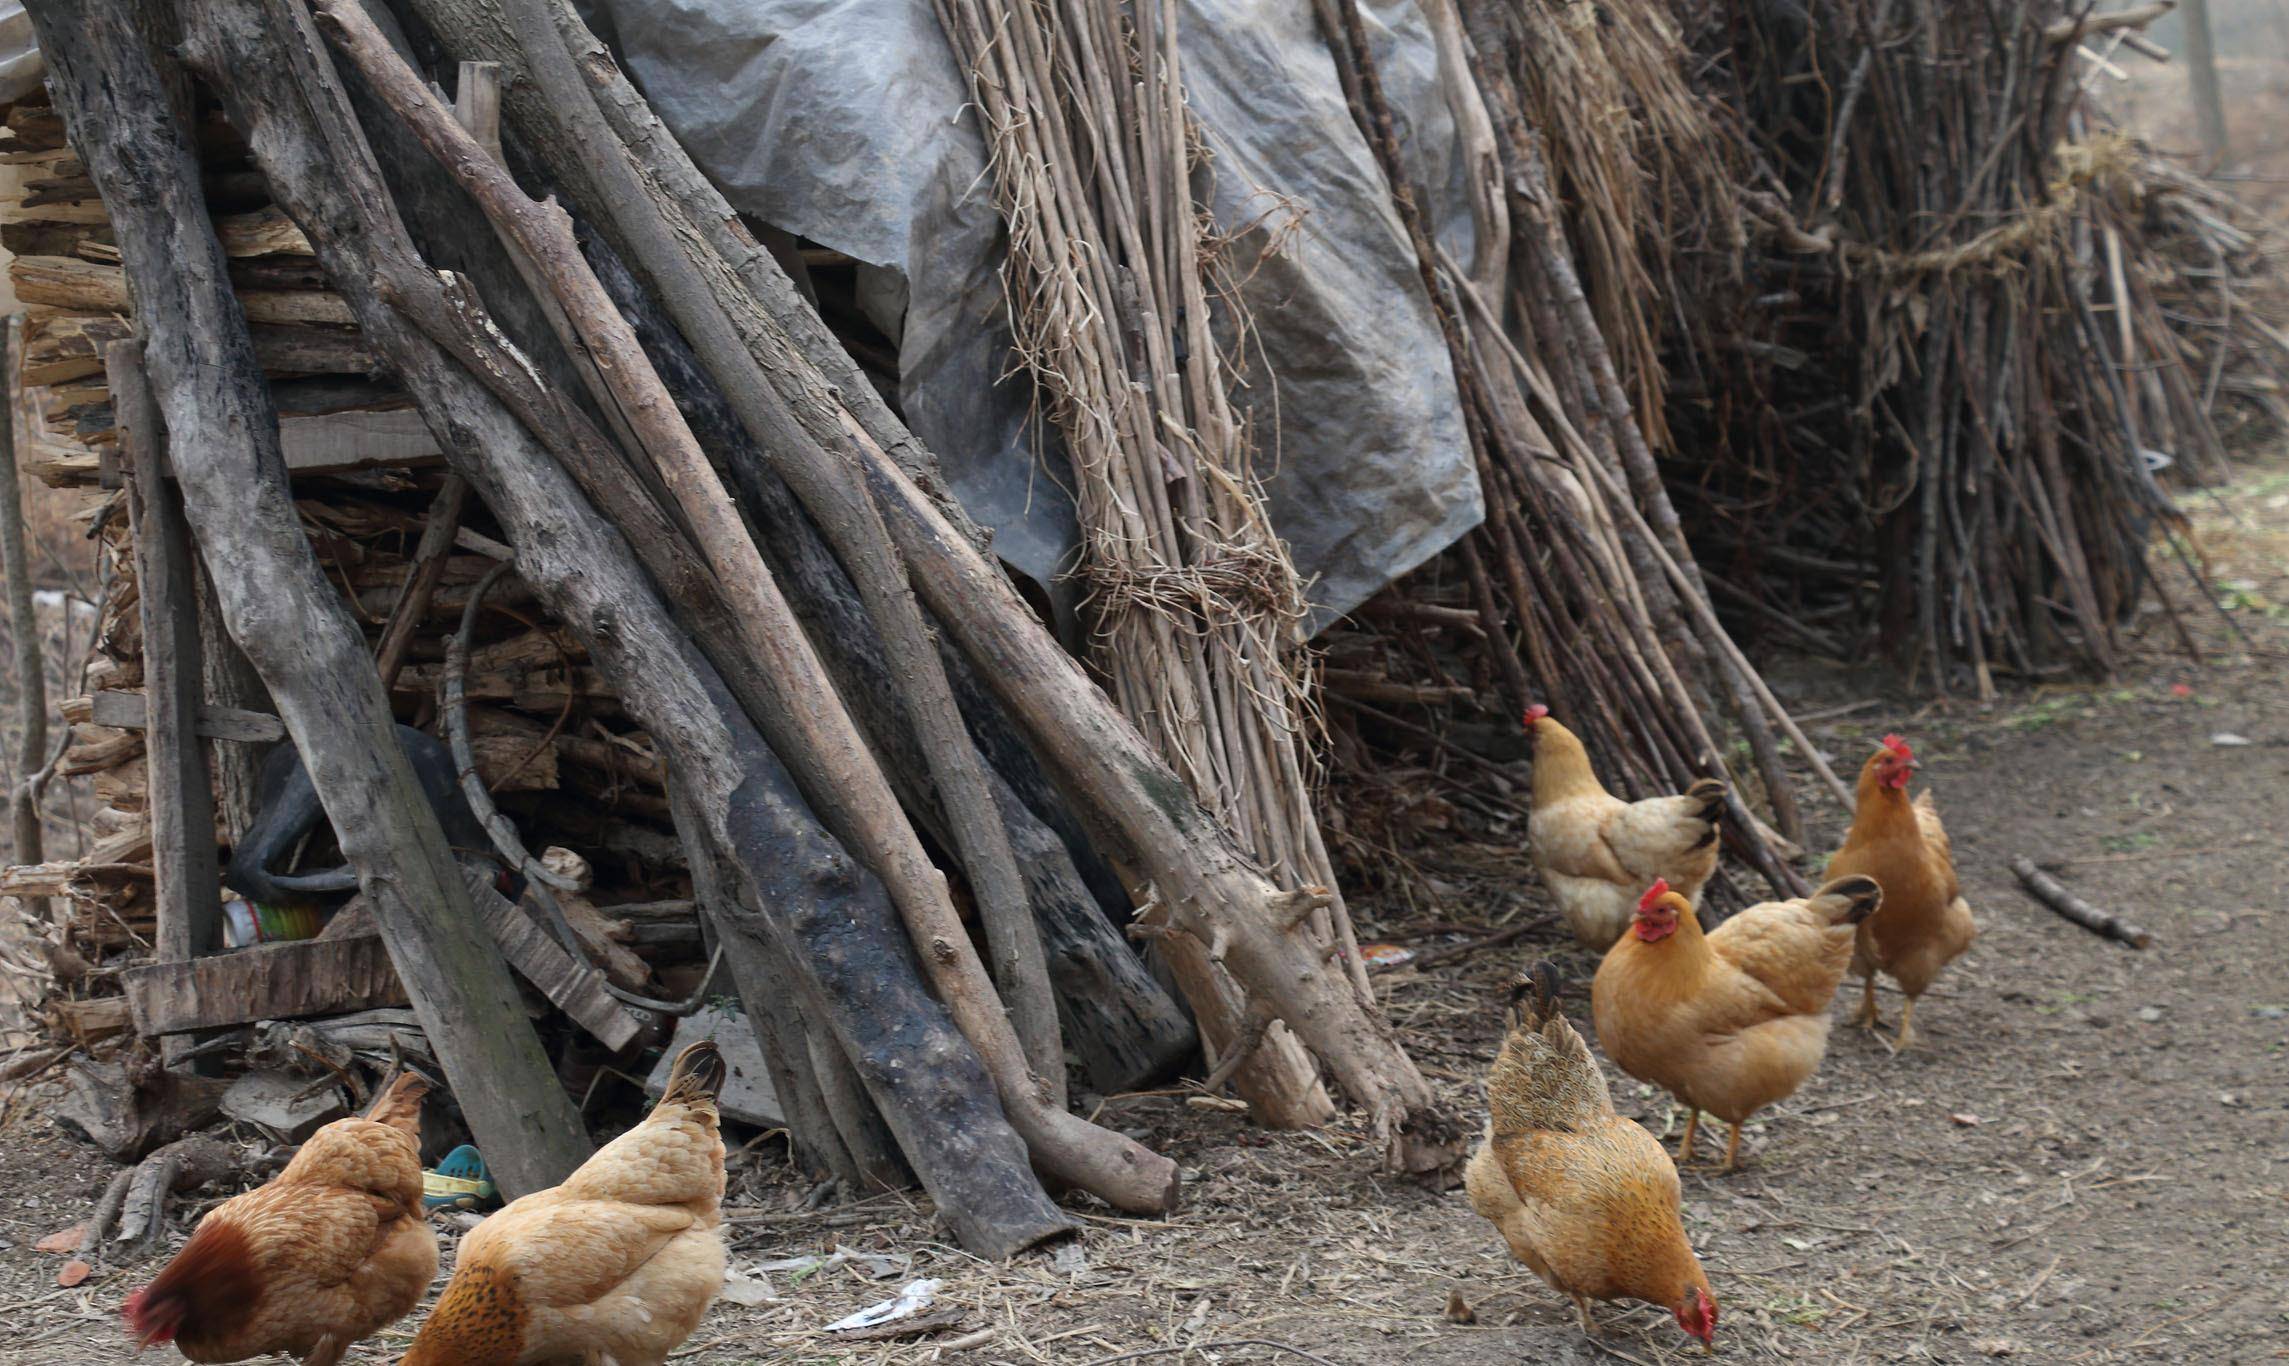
[1664, 0, 2289, 690]
[1319, 0, 2286, 872]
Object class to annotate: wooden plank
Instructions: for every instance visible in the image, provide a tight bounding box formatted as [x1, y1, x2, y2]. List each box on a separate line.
[111, 340, 224, 1069]
[466, 866, 643, 1051]
[90, 688, 288, 743]
[275, 406, 442, 471]
[121, 935, 408, 1035]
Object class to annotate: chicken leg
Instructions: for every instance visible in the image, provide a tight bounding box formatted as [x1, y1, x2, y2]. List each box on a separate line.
[1721, 1122, 1743, 1173]
[1894, 996, 1919, 1052]
[1571, 1292, 1600, 1336]
[1675, 1107, 1701, 1164]
[1853, 974, 1879, 1030]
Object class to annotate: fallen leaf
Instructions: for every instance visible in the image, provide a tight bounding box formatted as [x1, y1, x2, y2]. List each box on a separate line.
[35, 1225, 85, 1255]
[2210, 732, 2252, 748]
[1950, 1112, 1981, 1127]
[56, 1259, 92, 1288]
[1445, 1288, 1476, 1324]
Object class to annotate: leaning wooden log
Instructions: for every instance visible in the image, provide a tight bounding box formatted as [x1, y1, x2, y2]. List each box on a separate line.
[402, 0, 1451, 1172]
[28, 0, 592, 1198]
[2010, 857, 2153, 948]
[589, 237, 1195, 1093]
[180, 0, 1093, 1255]
[317, 0, 1168, 1207]
[669, 776, 900, 1191]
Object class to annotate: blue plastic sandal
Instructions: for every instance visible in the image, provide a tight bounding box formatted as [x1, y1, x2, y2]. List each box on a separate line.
[423, 1144, 498, 1212]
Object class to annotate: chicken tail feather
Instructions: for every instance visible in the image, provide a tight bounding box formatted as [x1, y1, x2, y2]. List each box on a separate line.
[1684, 777, 1726, 820]
[363, 1072, 430, 1138]
[1813, 874, 1884, 925]
[659, 1039, 727, 1110]
[1506, 960, 1564, 1032]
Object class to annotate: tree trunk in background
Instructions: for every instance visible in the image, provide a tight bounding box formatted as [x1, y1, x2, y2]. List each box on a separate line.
[2181, 0, 2229, 166]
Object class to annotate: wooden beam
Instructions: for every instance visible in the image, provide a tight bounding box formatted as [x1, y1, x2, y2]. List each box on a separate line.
[91, 688, 287, 743]
[110, 340, 223, 1070]
[122, 934, 408, 1034]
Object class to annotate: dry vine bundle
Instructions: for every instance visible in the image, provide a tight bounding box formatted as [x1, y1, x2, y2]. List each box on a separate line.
[930, 0, 1362, 1123]
[1666, 0, 2284, 687]
[1312, 0, 1832, 904]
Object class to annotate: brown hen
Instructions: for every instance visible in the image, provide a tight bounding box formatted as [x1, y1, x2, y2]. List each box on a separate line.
[121, 1073, 437, 1365]
[1466, 963, 1717, 1346]
[401, 1040, 728, 1366]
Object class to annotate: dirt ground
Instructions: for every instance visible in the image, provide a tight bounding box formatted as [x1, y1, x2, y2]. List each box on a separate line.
[3, 469, 2286, 1366]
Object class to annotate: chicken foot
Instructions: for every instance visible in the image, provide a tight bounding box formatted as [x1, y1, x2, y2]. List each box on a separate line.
[1570, 1292, 1600, 1336]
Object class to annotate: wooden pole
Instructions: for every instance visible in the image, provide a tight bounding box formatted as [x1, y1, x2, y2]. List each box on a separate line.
[0, 315, 48, 919]
[317, 0, 1160, 1197]
[108, 341, 225, 1070]
[29, 0, 592, 1196]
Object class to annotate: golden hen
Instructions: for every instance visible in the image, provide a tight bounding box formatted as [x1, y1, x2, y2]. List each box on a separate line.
[1524, 704, 1726, 949]
[121, 1072, 437, 1365]
[1593, 875, 1881, 1170]
[1466, 963, 1717, 1347]
[400, 1040, 728, 1366]
[1827, 734, 1978, 1050]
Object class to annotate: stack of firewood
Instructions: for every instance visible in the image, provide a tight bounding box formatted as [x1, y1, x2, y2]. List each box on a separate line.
[1, 96, 406, 488]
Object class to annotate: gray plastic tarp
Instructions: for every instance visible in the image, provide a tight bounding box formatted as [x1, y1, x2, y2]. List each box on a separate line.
[591, 0, 1481, 633]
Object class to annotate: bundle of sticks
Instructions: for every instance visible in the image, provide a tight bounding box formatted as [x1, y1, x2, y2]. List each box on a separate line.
[1664, 0, 2288, 688]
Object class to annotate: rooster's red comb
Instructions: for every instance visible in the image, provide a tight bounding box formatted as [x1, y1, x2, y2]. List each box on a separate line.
[1637, 879, 1672, 912]
[1523, 703, 1549, 728]
[1880, 733, 1914, 761]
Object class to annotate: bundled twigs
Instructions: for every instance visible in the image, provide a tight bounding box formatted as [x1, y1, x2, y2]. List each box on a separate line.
[1668, 0, 2286, 688]
[930, 0, 1354, 1123]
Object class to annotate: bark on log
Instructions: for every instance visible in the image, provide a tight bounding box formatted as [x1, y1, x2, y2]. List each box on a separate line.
[33, 0, 591, 1198]
[180, 0, 1086, 1255]
[318, 0, 1172, 1206]
[590, 239, 1194, 1093]
[391, 0, 1449, 1171]
[669, 774, 896, 1190]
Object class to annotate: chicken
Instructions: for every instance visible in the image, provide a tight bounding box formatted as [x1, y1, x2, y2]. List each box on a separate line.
[401, 1040, 728, 1366]
[1593, 874, 1881, 1170]
[121, 1073, 437, 1365]
[1524, 704, 1726, 949]
[1826, 734, 1978, 1050]
[1465, 963, 1717, 1348]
